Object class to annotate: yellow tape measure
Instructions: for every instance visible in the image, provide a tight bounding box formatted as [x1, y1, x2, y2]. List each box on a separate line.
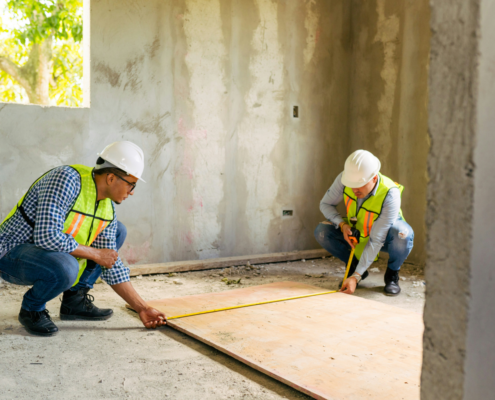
[167, 289, 339, 320]
[166, 248, 356, 321]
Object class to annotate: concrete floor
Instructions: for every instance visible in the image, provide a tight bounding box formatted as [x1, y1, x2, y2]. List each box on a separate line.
[0, 256, 425, 399]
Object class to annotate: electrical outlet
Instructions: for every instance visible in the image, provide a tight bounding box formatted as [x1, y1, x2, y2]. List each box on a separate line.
[293, 106, 298, 118]
[283, 210, 293, 216]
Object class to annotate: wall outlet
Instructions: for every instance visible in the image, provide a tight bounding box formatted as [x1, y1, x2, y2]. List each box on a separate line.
[283, 210, 293, 216]
[293, 106, 298, 118]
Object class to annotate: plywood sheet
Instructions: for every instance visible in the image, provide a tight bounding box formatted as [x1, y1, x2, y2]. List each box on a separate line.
[147, 282, 423, 400]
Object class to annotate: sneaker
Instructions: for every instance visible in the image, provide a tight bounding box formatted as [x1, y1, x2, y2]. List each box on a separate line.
[384, 268, 401, 296]
[18, 308, 58, 337]
[60, 288, 113, 321]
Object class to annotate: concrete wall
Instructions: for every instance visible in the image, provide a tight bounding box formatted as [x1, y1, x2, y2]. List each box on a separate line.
[348, 0, 430, 264]
[0, 103, 90, 212]
[464, 0, 495, 394]
[0, 1, 432, 267]
[0, 0, 352, 265]
[422, 0, 495, 397]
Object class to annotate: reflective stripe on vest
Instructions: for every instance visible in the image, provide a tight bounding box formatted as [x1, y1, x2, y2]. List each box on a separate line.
[0, 165, 115, 287]
[345, 196, 354, 216]
[67, 213, 86, 237]
[362, 211, 373, 237]
[343, 173, 405, 260]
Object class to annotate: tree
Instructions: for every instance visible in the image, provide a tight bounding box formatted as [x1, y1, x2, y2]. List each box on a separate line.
[0, 0, 83, 106]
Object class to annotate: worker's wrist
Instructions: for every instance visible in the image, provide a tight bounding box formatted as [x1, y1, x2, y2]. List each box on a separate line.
[339, 222, 347, 232]
[351, 273, 362, 283]
[134, 303, 149, 313]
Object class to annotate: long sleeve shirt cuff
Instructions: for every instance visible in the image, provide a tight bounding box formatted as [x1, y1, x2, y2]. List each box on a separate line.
[100, 258, 131, 286]
[355, 254, 377, 275]
[332, 215, 345, 228]
[65, 236, 79, 253]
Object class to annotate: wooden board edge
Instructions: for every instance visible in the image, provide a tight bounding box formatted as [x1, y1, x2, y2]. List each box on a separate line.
[167, 320, 327, 400]
[129, 249, 330, 277]
[124, 303, 325, 398]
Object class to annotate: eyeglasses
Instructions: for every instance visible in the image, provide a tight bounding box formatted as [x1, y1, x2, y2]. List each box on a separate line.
[113, 174, 137, 193]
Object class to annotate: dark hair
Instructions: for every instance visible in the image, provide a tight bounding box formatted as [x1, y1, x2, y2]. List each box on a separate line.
[93, 157, 127, 177]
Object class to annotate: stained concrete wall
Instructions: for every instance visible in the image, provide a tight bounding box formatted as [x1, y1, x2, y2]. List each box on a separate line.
[0, 1, 432, 268]
[0, 103, 90, 213]
[348, 0, 430, 264]
[0, 0, 351, 265]
[89, 0, 352, 264]
[422, 0, 495, 397]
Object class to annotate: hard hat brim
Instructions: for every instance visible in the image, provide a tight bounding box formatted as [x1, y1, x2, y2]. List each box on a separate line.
[97, 152, 146, 183]
[341, 171, 379, 189]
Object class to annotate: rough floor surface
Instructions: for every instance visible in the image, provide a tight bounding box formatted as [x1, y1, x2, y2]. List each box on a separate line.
[0, 257, 425, 399]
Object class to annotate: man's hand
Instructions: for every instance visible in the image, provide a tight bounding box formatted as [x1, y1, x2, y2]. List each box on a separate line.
[138, 307, 167, 329]
[341, 223, 356, 249]
[111, 282, 167, 329]
[339, 276, 358, 294]
[70, 245, 118, 268]
[93, 248, 119, 269]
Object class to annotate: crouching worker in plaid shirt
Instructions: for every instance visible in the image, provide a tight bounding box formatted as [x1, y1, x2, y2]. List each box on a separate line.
[0, 141, 166, 336]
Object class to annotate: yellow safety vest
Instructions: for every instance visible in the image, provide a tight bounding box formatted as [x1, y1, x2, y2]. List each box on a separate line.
[1, 165, 115, 286]
[343, 173, 404, 260]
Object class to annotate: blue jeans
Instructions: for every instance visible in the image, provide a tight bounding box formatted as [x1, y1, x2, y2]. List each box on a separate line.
[0, 221, 127, 312]
[314, 218, 414, 271]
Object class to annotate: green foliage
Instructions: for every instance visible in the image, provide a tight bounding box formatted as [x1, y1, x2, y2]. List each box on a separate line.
[0, 34, 29, 103]
[50, 38, 82, 106]
[0, 70, 27, 102]
[0, 0, 83, 107]
[6, 0, 82, 44]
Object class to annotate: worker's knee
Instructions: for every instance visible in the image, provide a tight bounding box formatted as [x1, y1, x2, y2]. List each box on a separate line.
[389, 220, 414, 254]
[314, 222, 338, 245]
[314, 223, 328, 244]
[55, 254, 79, 289]
[44, 252, 80, 291]
[116, 221, 127, 250]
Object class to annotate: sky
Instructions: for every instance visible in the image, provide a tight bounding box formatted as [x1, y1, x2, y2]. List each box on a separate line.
[0, 1, 24, 39]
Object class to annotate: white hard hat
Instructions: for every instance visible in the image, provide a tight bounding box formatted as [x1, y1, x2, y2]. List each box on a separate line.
[98, 141, 146, 182]
[341, 150, 381, 188]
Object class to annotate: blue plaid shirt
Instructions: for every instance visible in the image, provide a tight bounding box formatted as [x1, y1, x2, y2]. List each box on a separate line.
[0, 166, 130, 285]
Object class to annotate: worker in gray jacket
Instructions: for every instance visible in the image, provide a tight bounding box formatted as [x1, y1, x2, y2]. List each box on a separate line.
[314, 150, 414, 296]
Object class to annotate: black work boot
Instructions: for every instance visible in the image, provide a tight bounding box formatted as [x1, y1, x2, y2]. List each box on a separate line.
[60, 288, 113, 321]
[384, 268, 401, 296]
[18, 308, 58, 337]
[339, 257, 369, 288]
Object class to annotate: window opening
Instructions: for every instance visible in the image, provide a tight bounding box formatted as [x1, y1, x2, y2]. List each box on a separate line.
[0, 0, 84, 107]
